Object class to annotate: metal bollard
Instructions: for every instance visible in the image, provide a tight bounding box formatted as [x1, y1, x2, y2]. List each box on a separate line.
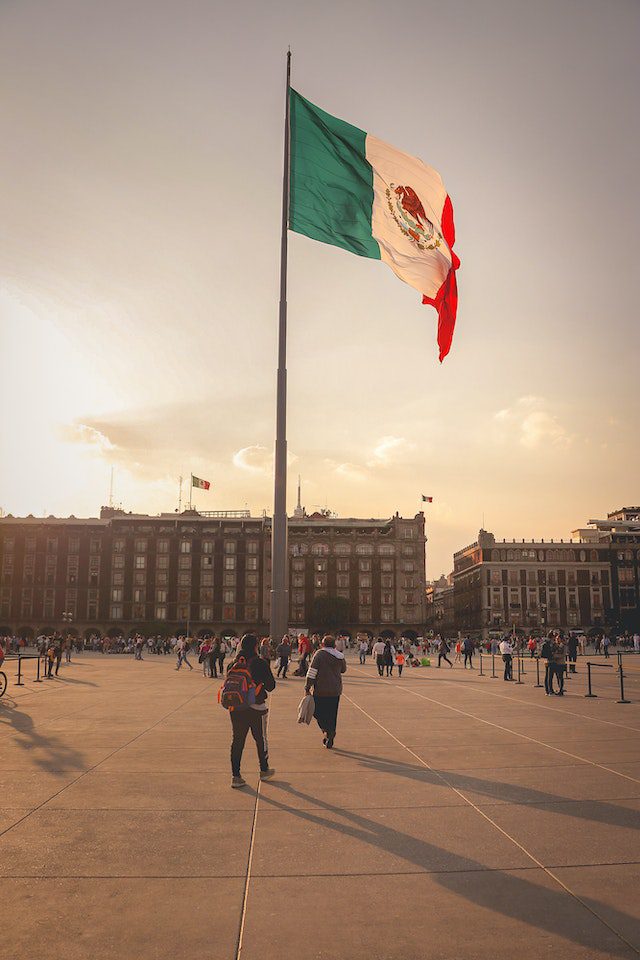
[35, 655, 42, 683]
[16, 655, 24, 686]
[618, 660, 630, 704]
[585, 661, 596, 697]
[479, 654, 484, 677]
[516, 655, 523, 684]
[535, 657, 543, 688]
[491, 654, 497, 679]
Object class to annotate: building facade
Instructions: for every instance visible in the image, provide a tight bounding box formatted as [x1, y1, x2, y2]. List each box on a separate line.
[0, 507, 426, 640]
[424, 574, 455, 635]
[573, 507, 640, 630]
[453, 529, 612, 638]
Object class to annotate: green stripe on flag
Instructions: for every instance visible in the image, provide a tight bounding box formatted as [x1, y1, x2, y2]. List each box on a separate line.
[289, 89, 380, 260]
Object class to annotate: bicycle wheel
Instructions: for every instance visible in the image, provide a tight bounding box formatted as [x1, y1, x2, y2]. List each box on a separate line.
[0, 671, 7, 698]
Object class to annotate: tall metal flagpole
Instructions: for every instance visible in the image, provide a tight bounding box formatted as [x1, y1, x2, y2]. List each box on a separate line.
[270, 49, 291, 641]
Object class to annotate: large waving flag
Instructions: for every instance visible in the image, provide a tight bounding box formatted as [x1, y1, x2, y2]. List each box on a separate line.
[289, 90, 460, 361]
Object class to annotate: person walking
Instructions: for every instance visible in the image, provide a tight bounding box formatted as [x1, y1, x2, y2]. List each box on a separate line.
[64, 637, 72, 664]
[46, 640, 56, 678]
[383, 639, 395, 677]
[296, 633, 312, 675]
[499, 637, 513, 681]
[209, 638, 221, 678]
[551, 637, 566, 695]
[305, 635, 347, 749]
[276, 635, 291, 678]
[175, 636, 193, 671]
[437, 636, 453, 669]
[372, 637, 386, 677]
[226, 634, 276, 788]
[199, 638, 212, 676]
[54, 639, 63, 676]
[541, 635, 554, 695]
[527, 636, 537, 659]
[567, 633, 578, 674]
[358, 638, 368, 664]
[454, 639, 462, 664]
[217, 638, 228, 678]
[603, 635, 611, 659]
[395, 649, 405, 677]
[462, 636, 474, 669]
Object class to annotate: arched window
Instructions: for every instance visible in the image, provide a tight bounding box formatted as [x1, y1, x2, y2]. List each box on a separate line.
[355, 544, 374, 555]
[311, 543, 329, 556]
[492, 550, 500, 561]
[378, 544, 395, 555]
[507, 550, 514, 561]
[334, 543, 351, 555]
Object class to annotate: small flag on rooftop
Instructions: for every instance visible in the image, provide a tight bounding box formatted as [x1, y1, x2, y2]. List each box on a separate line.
[192, 476, 210, 491]
[422, 495, 433, 502]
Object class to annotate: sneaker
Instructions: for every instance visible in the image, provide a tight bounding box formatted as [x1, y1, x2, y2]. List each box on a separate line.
[260, 768, 275, 780]
[325, 735, 335, 749]
[231, 776, 246, 789]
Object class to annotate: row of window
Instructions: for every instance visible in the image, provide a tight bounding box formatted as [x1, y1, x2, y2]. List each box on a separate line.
[290, 542, 416, 557]
[113, 539, 260, 555]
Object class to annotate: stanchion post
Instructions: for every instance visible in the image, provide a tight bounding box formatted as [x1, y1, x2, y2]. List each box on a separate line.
[16, 655, 24, 686]
[585, 661, 597, 698]
[35, 655, 42, 683]
[479, 653, 484, 677]
[491, 653, 497, 679]
[516, 654, 523, 684]
[617, 660, 630, 704]
[535, 657, 542, 688]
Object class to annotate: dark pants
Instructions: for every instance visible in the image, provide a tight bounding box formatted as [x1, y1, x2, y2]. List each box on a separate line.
[277, 656, 288, 678]
[359, 651, 367, 664]
[438, 654, 452, 667]
[376, 656, 384, 676]
[218, 656, 225, 676]
[568, 653, 577, 673]
[230, 709, 269, 776]
[544, 662, 553, 694]
[208, 653, 218, 678]
[503, 654, 512, 680]
[313, 695, 340, 737]
[47, 659, 54, 677]
[55, 656, 61, 675]
[464, 652, 473, 668]
[551, 663, 564, 694]
[385, 661, 393, 676]
[397, 664, 403, 676]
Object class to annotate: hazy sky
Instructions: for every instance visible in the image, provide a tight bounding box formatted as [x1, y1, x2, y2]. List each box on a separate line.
[1, 0, 639, 576]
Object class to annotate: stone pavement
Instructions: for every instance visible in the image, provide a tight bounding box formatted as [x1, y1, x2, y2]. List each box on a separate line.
[1, 651, 640, 960]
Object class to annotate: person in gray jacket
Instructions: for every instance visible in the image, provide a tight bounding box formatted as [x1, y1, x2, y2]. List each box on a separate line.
[305, 635, 347, 749]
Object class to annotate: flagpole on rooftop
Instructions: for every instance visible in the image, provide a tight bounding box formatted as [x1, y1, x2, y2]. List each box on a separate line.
[270, 48, 291, 642]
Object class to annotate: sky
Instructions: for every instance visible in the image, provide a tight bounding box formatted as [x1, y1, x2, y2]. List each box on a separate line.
[1, 0, 639, 577]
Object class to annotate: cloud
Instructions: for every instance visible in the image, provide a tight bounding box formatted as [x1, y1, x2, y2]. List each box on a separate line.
[332, 461, 368, 483]
[367, 435, 414, 467]
[60, 422, 115, 454]
[232, 445, 297, 475]
[492, 397, 571, 450]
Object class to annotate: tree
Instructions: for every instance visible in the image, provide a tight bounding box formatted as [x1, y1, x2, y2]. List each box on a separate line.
[310, 595, 351, 632]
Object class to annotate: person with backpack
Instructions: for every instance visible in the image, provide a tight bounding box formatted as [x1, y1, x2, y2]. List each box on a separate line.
[437, 636, 453, 668]
[221, 634, 276, 789]
[305, 634, 347, 749]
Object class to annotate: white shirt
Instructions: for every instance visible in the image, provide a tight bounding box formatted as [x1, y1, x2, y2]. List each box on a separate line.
[372, 640, 386, 657]
[499, 640, 513, 656]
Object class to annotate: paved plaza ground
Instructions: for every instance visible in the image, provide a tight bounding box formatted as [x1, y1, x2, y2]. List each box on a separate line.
[1, 650, 639, 960]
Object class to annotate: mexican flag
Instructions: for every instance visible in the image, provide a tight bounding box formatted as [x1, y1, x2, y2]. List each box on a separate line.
[289, 90, 460, 361]
[192, 475, 210, 490]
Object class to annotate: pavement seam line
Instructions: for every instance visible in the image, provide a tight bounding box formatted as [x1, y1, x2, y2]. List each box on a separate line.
[234, 705, 272, 960]
[386, 675, 640, 787]
[415, 666, 640, 733]
[344, 687, 640, 958]
[352, 665, 640, 786]
[0, 681, 211, 842]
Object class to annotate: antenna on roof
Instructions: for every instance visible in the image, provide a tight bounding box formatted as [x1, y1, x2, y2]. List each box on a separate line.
[108, 466, 114, 509]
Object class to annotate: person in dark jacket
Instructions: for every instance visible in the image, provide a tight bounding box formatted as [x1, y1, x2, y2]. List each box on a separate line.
[228, 634, 276, 789]
[305, 635, 347, 749]
[567, 634, 578, 674]
[276, 635, 291, 678]
[462, 636, 474, 669]
[541, 636, 554, 694]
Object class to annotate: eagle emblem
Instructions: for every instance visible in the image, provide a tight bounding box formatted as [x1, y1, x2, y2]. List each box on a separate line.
[386, 183, 442, 251]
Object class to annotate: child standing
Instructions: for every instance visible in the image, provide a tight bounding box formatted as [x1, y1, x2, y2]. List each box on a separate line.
[395, 650, 405, 677]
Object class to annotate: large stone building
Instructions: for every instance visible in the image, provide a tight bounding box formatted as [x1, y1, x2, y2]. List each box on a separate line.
[0, 506, 426, 640]
[572, 507, 640, 630]
[453, 529, 612, 638]
[424, 574, 455, 635]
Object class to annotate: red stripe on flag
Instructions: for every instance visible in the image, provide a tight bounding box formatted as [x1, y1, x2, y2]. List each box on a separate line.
[422, 194, 459, 362]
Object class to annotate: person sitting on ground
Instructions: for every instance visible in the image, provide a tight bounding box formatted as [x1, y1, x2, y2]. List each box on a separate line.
[305, 634, 347, 749]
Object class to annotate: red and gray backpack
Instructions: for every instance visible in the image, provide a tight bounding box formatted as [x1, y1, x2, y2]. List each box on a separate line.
[218, 655, 262, 711]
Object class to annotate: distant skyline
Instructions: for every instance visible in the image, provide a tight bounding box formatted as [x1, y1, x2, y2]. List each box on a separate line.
[1, 0, 639, 576]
